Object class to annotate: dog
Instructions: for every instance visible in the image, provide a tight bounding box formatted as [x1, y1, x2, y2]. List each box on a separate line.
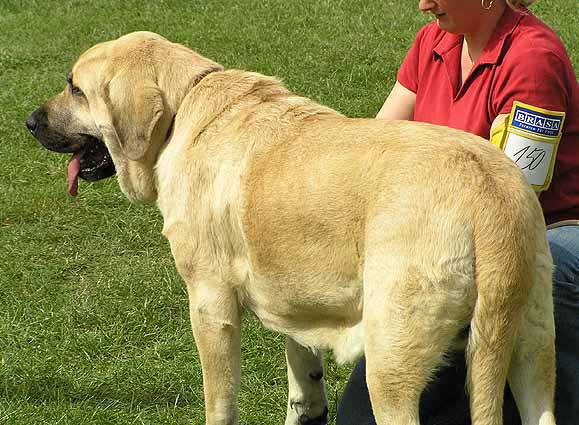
[26, 32, 557, 425]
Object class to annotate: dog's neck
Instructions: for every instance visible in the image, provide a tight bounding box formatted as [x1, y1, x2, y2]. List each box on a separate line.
[162, 66, 222, 147]
[189, 66, 222, 91]
[162, 116, 175, 145]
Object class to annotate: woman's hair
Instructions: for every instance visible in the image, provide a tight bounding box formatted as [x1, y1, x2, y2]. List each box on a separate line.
[506, 0, 537, 8]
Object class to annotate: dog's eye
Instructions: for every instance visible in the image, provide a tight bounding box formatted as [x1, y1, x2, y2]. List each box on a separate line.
[71, 85, 84, 97]
[66, 73, 84, 97]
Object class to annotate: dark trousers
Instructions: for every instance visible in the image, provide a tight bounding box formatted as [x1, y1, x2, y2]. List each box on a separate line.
[336, 352, 521, 425]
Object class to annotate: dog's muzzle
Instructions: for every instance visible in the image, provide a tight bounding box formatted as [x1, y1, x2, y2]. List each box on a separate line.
[26, 107, 116, 196]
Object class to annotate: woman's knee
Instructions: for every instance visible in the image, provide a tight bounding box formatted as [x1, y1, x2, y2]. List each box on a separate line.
[547, 226, 579, 285]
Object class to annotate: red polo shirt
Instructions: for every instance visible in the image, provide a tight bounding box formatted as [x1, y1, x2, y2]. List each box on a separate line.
[397, 7, 579, 225]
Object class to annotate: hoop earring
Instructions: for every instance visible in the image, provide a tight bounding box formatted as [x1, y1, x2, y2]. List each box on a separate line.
[482, 0, 495, 9]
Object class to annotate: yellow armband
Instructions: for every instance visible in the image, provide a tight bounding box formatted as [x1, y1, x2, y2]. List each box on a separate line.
[490, 101, 565, 191]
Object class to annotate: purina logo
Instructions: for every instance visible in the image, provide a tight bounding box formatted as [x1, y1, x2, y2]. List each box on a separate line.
[512, 105, 564, 137]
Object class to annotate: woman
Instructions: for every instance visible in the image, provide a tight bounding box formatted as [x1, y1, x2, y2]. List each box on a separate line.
[336, 0, 579, 424]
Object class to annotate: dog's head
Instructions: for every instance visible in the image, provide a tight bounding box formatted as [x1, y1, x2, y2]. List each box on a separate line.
[26, 31, 223, 202]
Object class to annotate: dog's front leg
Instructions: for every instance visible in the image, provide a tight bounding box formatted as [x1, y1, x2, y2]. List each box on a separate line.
[285, 337, 328, 425]
[186, 279, 241, 425]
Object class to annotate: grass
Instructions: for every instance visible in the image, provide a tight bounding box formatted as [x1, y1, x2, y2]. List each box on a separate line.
[1, 1, 578, 424]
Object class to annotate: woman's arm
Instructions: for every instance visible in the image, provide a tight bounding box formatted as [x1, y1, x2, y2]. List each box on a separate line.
[376, 81, 416, 120]
[491, 113, 543, 197]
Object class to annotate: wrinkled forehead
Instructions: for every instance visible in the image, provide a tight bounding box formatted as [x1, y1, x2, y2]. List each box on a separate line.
[69, 33, 169, 88]
[71, 34, 160, 84]
[70, 40, 117, 85]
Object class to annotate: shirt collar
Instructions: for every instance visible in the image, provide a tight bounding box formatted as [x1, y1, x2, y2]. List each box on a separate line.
[433, 6, 527, 65]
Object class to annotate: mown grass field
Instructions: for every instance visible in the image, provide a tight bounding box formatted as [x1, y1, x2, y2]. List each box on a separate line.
[1, 1, 578, 424]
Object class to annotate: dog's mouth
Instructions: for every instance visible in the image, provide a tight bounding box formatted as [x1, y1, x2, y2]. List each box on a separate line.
[67, 136, 116, 196]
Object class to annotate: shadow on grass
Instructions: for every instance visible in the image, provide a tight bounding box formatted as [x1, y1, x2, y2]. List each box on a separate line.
[2, 375, 203, 409]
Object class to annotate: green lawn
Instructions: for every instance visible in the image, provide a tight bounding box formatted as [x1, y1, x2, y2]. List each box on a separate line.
[1, 1, 578, 424]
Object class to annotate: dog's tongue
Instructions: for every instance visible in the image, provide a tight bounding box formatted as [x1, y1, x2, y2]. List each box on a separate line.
[67, 153, 81, 196]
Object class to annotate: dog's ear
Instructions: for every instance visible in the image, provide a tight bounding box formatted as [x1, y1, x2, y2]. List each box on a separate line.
[105, 72, 164, 161]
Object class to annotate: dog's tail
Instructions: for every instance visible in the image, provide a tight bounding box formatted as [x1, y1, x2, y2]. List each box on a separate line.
[467, 195, 556, 425]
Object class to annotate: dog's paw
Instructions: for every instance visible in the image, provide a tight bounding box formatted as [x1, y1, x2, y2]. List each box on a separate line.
[298, 407, 328, 425]
[286, 402, 328, 425]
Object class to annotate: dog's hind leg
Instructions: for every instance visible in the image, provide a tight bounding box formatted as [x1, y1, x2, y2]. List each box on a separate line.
[362, 251, 475, 425]
[507, 249, 557, 425]
[284, 337, 328, 425]
[466, 294, 518, 425]
[466, 234, 547, 425]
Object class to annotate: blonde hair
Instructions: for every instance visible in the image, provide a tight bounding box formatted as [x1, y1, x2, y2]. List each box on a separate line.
[506, 0, 537, 8]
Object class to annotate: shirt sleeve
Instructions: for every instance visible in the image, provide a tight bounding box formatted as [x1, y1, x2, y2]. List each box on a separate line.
[397, 25, 431, 94]
[492, 48, 570, 116]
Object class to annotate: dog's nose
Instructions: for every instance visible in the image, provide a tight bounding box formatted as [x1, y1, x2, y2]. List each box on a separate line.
[26, 113, 38, 136]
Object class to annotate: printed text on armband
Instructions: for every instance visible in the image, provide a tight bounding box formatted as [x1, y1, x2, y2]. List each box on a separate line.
[514, 111, 560, 130]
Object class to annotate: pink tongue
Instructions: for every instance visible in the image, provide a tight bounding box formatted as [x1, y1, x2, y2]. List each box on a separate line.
[67, 153, 81, 196]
